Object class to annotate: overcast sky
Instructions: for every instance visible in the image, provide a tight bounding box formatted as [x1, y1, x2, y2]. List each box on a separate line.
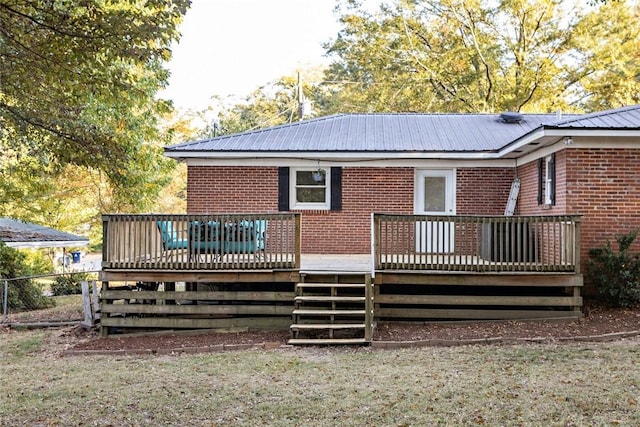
[160, 0, 343, 111]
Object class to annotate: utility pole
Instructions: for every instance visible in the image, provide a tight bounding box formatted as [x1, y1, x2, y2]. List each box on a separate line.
[298, 72, 304, 121]
[297, 72, 312, 121]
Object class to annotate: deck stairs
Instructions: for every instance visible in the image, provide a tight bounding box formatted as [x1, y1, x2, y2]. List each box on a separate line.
[289, 273, 373, 345]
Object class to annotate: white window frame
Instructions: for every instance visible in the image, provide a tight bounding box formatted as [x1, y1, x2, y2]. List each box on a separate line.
[290, 167, 331, 210]
[544, 155, 553, 205]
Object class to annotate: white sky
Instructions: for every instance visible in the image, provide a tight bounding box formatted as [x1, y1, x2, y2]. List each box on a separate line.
[160, 0, 343, 111]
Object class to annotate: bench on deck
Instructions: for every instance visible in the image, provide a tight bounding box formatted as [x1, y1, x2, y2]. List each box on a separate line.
[156, 220, 189, 253]
[188, 219, 266, 259]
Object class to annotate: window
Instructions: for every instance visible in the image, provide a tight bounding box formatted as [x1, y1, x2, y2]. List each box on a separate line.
[544, 155, 553, 205]
[290, 168, 331, 210]
[278, 167, 342, 211]
[538, 154, 556, 206]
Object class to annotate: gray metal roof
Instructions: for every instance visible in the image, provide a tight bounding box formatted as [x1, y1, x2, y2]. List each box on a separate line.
[0, 217, 89, 249]
[547, 104, 640, 129]
[167, 113, 561, 153]
[166, 105, 640, 155]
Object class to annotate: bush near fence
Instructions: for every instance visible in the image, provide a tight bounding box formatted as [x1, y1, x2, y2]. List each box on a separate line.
[0, 242, 54, 311]
[50, 272, 93, 296]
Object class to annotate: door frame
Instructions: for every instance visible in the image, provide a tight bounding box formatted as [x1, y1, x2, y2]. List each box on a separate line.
[414, 169, 456, 215]
[414, 169, 456, 253]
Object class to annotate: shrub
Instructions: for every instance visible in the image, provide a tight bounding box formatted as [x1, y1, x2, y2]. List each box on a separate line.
[587, 229, 640, 308]
[50, 272, 92, 296]
[0, 241, 54, 311]
[22, 249, 53, 276]
[7, 280, 53, 311]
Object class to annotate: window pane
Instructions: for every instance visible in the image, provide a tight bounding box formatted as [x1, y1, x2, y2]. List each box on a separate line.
[297, 170, 325, 185]
[297, 187, 326, 203]
[424, 176, 446, 212]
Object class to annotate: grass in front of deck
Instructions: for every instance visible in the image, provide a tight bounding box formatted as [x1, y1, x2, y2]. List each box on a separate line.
[1, 329, 639, 426]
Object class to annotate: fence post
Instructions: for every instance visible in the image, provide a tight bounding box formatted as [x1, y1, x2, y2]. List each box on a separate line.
[2, 280, 7, 324]
[81, 281, 93, 328]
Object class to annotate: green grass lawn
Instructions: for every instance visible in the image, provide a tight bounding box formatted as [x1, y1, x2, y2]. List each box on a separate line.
[1, 329, 639, 426]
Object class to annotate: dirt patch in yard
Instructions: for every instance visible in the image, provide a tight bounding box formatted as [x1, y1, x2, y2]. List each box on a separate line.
[56, 303, 640, 355]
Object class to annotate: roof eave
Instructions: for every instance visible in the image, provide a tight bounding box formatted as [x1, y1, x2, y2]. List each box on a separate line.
[4, 240, 90, 249]
[165, 150, 501, 161]
[496, 127, 640, 158]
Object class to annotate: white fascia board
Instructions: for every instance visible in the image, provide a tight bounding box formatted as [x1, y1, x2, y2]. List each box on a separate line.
[5, 240, 90, 249]
[182, 156, 515, 168]
[496, 128, 546, 158]
[543, 129, 640, 138]
[496, 128, 640, 158]
[516, 140, 566, 166]
[166, 150, 500, 161]
[514, 133, 640, 167]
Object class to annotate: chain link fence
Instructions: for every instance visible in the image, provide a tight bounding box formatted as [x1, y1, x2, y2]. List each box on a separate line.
[1, 271, 101, 327]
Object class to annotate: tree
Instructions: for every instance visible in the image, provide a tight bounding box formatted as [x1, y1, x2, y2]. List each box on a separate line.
[324, 0, 640, 113]
[0, 0, 190, 211]
[204, 68, 333, 135]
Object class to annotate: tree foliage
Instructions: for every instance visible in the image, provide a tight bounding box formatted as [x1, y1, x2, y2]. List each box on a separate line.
[205, 68, 333, 137]
[323, 0, 640, 113]
[0, 241, 53, 310]
[0, 0, 190, 211]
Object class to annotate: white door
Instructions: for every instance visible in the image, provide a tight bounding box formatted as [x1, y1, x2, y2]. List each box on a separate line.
[415, 169, 455, 253]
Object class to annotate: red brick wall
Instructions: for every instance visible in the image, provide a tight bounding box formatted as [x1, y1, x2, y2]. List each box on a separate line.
[187, 166, 279, 212]
[456, 168, 515, 215]
[187, 166, 529, 253]
[187, 166, 414, 254]
[565, 148, 640, 257]
[518, 148, 640, 285]
[517, 150, 567, 215]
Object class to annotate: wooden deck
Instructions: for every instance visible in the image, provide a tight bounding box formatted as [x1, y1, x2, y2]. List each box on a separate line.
[99, 213, 584, 338]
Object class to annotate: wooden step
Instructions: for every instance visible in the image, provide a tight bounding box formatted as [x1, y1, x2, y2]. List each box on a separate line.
[294, 296, 366, 302]
[292, 309, 366, 315]
[288, 338, 367, 345]
[296, 283, 365, 289]
[290, 323, 365, 330]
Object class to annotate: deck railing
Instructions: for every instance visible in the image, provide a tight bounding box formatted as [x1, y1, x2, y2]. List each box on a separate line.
[373, 214, 581, 272]
[102, 213, 301, 270]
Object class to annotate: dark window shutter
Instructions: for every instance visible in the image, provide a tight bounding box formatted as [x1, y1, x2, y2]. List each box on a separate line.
[549, 153, 556, 205]
[537, 159, 543, 205]
[330, 167, 342, 211]
[278, 167, 290, 211]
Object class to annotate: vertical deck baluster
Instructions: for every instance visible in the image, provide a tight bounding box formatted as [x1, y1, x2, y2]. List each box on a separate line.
[117, 215, 123, 269]
[131, 215, 137, 269]
[382, 216, 388, 269]
[394, 216, 400, 270]
[122, 215, 128, 269]
[411, 216, 417, 270]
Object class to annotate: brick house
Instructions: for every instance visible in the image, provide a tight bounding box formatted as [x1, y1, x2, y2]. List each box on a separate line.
[165, 104, 640, 275]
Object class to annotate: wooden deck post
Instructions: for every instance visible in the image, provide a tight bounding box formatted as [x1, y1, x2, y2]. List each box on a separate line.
[372, 214, 381, 270]
[294, 213, 302, 269]
[102, 216, 108, 270]
[364, 273, 373, 342]
[572, 216, 583, 316]
[573, 216, 582, 274]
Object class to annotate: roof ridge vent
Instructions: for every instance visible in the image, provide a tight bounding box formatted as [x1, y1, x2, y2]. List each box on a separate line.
[500, 112, 524, 123]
